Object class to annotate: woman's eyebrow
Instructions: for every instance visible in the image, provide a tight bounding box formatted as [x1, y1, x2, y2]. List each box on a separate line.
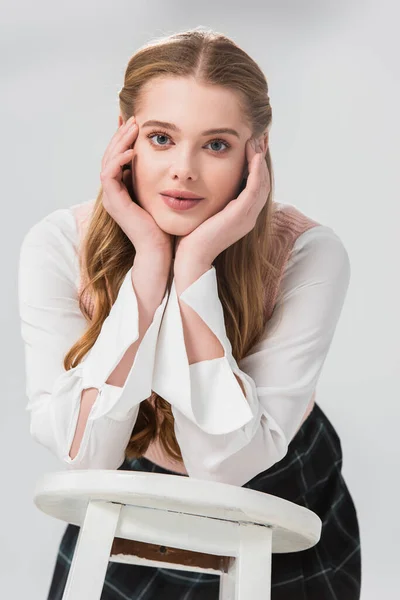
[141, 119, 240, 138]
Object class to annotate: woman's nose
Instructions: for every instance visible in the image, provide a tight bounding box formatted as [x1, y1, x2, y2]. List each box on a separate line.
[170, 158, 198, 180]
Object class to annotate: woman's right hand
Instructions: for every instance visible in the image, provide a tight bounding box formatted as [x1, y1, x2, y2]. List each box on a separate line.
[100, 115, 174, 257]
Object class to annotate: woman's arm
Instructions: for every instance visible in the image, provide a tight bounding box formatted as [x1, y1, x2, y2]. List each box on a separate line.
[69, 252, 170, 459]
[18, 211, 170, 469]
[152, 226, 351, 485]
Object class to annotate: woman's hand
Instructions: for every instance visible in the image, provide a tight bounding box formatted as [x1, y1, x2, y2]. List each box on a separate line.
[100, 115, 174, 258]
[174, 137, 270, 268]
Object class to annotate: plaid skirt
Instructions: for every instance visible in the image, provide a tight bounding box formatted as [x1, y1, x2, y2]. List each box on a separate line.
[46, 403, 361, 599]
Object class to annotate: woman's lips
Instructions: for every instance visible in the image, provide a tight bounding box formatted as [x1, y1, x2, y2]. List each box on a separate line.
[160, 194, 203, 211]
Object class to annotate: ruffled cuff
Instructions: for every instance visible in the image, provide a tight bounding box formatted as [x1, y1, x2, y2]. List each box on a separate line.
[77, 266, 168, 421]
[152, 265, 257, 434]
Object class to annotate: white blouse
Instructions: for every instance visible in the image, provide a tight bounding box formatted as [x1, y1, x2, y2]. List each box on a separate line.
[17, 201, 351, 485]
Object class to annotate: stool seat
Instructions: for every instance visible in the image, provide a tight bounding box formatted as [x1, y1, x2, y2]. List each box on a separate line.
[34, 470, 322, 599]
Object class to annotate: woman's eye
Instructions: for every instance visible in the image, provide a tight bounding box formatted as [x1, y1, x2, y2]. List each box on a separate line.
[148, 133, 170, 147]
[207, 140, 229, 152]
[147, 131, 230, 153]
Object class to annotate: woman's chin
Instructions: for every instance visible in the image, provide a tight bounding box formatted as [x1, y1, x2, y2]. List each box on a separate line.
[154, 216, 199, 237]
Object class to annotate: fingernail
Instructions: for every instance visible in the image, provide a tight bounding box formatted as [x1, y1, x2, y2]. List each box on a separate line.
[127, 116, 135, 125]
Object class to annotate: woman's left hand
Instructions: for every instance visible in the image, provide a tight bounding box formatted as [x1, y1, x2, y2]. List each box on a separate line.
[174, 136, 271, 268]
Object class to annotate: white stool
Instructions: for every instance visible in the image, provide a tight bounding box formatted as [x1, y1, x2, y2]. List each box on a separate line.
[34, 469, 321, 599]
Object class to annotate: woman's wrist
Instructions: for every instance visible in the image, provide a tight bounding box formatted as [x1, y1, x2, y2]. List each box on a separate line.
[132, 250, 172, 300]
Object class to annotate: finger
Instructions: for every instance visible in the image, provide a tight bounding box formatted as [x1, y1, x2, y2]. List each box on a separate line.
[254, 154, 266, 199]
[122, 167, 134, 198]
[103, 123, 138, 171]
[259, 147, 270, 189]
[108, 116, 135, 154]
[257, 150, 267, 185]
[102, 118, 137, 169]
[245, 137, 257, 166]
[256, 156, 270, 212]
[245, 144, 264, 194]
[241, 139, 255, 190]
[103, 117, 135, 164]
[100, 148, 134, 187]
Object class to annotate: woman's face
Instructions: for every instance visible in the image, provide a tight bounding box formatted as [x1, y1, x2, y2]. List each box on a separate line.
[119, 76, 255, 236]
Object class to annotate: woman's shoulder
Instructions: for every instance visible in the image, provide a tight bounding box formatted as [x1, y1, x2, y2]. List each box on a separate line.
[19, 200, 97, 293]
[270, 201, 350, 294]
[273, 200, 348, 250]
[273, 202, 351, 287]
[21, 199, 95, 252]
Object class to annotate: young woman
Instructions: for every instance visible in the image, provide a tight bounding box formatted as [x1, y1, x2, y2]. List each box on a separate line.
[18, 27, 361, 600]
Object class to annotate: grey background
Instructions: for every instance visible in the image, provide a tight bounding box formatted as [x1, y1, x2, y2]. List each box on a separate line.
[1, 1, 398, 598]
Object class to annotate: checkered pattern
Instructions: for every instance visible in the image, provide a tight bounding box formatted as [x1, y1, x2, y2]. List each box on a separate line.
[46, 403, 361, 599]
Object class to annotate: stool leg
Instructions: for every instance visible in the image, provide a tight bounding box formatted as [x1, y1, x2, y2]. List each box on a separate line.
[62, 500, 122, 600]
[219, 524, 272, 600]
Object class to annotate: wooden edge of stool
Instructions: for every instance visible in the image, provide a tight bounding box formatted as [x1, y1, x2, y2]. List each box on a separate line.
[110, 537, 233, 573]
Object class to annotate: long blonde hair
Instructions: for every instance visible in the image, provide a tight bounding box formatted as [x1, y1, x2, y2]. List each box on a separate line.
[64, 27, 280, 463]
